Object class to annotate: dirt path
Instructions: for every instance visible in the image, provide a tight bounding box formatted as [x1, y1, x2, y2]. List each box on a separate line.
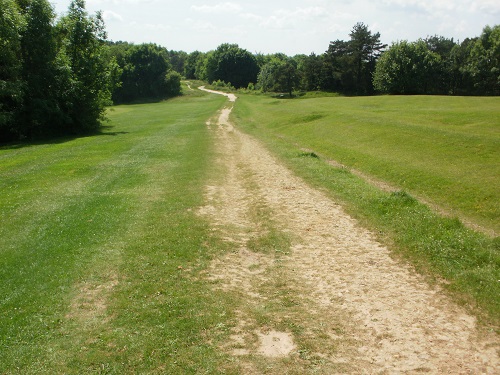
[198, 88, 499, 374]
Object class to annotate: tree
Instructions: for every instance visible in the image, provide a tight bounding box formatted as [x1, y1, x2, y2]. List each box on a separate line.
[56, 0, 114, 133]
[0, 0, 24, 140]
[323, 23, 386, 94]
[424, 35, 457, 94]
[205, 43, 259, 88]
[425, 35, 456, 58]
[184, 51, 202, 79]
[182, 50, 210, 81]
[449, 38, 477, 95]
[107, 40, 133, 66]
[373, 40, 441, 94]
[256, 62, 276, 92]
[164, 70, 181, 97]
[1, 0, 118, 141]
[323, 39, 350, 92]
[118, 43, 169, 101]
[348, 22, 386, 94]
[168, 50, 187, 75]
[299, 53, 324, 91]
[466, 25, 500, 95]
[254, 52, 269, 69]
[274, 58, 300, 96]
[18, 0, 62, 137]
[113, 43, 181, 103]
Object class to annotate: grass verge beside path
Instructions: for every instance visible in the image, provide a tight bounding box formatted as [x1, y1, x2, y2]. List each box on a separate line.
[232, 93, 500, 328]
[0, 87, 235, 373]
[234, 94, 499, 235]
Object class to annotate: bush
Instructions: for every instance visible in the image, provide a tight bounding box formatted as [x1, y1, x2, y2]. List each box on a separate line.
[211, 80, 235, 90]
[165, 70, 182, 97]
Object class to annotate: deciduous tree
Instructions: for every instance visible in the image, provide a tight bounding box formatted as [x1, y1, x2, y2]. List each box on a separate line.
[168, 50, 187, 75]
[373, 40, 441, 94]
[57, 0, 114, 133]
[449, 38, 477, 95]
[18, 0, 61, 137]
[113, 43, 180, 103]
[0, 0, 24, 140]
[205, 44, 259, 88]
[466, 25, 500, 95]
[424, 35, 457, 94]
[184, 51, 202, 79]
[256, 63, 276, 92]
[274, 58, 300, 97]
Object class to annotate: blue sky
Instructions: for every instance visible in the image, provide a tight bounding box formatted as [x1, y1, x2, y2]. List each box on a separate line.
[51, 0, 500, 55]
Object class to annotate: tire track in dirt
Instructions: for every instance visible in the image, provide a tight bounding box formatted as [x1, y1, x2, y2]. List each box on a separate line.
[198, 88, 499, 373]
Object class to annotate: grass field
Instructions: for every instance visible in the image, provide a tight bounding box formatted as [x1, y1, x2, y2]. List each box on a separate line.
[0, 89, 236, 373]
[0, 88, 499, 373]
[233, 94, 500, 235]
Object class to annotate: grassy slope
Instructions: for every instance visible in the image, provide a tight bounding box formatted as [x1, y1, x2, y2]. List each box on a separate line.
[233, 93, 499, 326]
[0, 89, 237, 373]
[234, 94, 499, 234]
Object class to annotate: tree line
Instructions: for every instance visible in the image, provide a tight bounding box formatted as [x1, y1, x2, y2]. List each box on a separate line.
[181, 22, 498, 97]
[0, 0, 181, 142]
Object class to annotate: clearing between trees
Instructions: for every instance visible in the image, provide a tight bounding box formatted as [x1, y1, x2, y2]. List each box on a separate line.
[197, 87, 499, 373]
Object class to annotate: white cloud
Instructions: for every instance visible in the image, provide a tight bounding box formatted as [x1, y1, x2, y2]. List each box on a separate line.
[144, 23, 172, 31]
[102, 10, 123, 22]
[191, 2, 242, 14]
[242, 6, 330, 30]
[275, 6, 327, 21]
[380, 0, 460, 14]
[184, 18, 217, 32]
[470, 0, 500, 14]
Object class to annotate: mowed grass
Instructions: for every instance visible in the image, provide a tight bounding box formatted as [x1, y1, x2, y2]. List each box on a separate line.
[0, 89, 238, 373]
[233, 94, 500, 326]
[235, 95, 499, 235]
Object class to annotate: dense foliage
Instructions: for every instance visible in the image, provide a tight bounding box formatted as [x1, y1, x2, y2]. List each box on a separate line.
[0, 0, 116, 141]
[181, 22, 498, 97]
[323, 22, 386, 94]
[110, 43, 181, 103]
[205, 43, 259, 89]
[257, 54, 300, 96]
[0, 0, 24, 140]
[374, 27, 500, 95]
[373, 40, 441, 94]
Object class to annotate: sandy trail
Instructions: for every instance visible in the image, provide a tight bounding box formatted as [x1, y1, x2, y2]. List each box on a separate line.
[199, 86, 237, 102]
[198, 87, 499, 373]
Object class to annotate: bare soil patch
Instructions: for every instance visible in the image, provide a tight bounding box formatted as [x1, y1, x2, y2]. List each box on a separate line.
[257, 330, 296, 358]
[198, 88, 499, 373]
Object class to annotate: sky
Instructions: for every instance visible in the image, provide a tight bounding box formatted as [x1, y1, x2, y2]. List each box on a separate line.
[51, 0, 500, 55]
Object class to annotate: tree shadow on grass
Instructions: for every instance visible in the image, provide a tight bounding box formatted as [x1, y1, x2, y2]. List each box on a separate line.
[0, 126, 129, 151]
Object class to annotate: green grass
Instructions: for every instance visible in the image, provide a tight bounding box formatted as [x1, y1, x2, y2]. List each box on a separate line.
[234, 94, 500, 235]
[0, 88, 238, 373]
[232, 93, 500, 326]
